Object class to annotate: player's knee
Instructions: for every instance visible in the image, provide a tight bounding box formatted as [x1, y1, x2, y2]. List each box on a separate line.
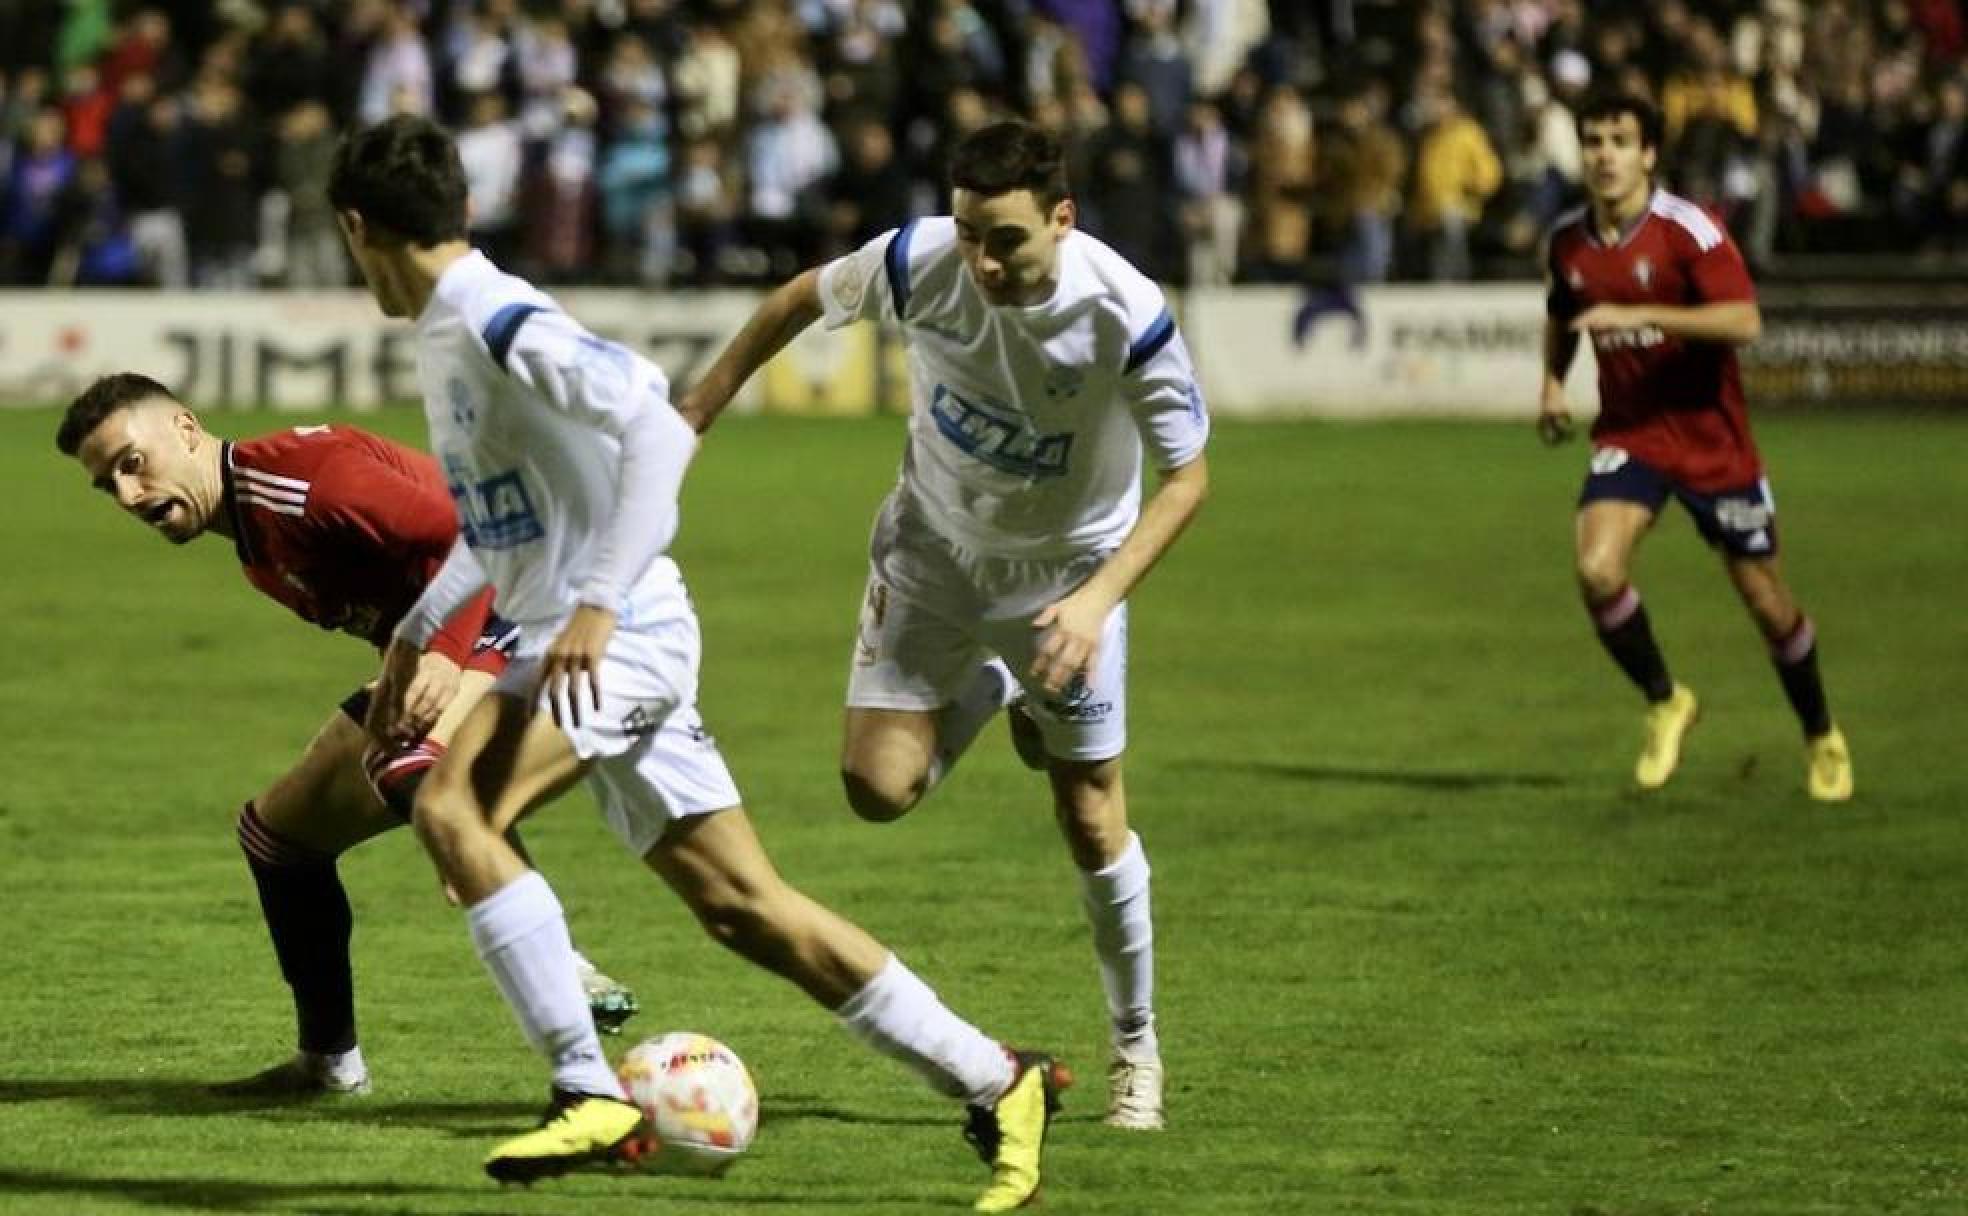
[408, 777, 476, 863]
[839, 766, 920, 823]
[1575, 552, 1629, 604]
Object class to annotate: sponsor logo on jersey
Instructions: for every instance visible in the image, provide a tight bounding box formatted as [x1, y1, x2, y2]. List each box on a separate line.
[446, 458, 545, 549]
[1591, 325, 1666, 351]
[929, 384, 1074, 479]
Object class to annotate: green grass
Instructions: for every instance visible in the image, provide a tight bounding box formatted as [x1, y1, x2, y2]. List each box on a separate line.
[1, 407, 1964, 1214]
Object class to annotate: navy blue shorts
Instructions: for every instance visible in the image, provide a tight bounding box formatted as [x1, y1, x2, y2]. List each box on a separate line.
[1578, 447, 1779, 558]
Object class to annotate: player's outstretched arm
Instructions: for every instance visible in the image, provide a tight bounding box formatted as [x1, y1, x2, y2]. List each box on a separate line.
[1031, 454, 1210, 696]
[677, 268, 824, 434]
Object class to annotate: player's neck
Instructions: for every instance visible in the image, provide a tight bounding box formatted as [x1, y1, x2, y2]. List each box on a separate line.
[1590, 184, 1652, 243]
[399, 241, 474, 317]
[199, 441, 233, 540]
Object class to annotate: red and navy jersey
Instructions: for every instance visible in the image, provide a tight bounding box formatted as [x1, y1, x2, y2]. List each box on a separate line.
[223, 425, 492, 663]
[1546, 190, 1762, 491]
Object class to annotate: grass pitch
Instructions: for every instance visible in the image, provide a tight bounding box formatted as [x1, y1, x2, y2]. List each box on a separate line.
[0, 407, 1963, 1215]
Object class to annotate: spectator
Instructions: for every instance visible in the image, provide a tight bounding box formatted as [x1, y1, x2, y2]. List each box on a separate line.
[827, 116, 912, 250]
[526, 85, 598, 281]
[597, 95, 675, 285]
[249, 3, 336, 122]
[104, 72, 187, 287]
[456, 91, 524, 266]
[181, 75, 257, 288]
[1320, 81, 1406, 284]
[674, 135, 740, 284]
[1083, 80, 1171, 278]
[743, 65, 838, 277]
[673, 19, 742, 141]
[1409, 87, 1502, 281]
[357, 2, 434, 124]
[50, 154, 139, 285]
[1119, 0, 1193, 137]
[1244, 83, 1314, 281]
[273, 101, 344, 287]
[2, 108, 77, 284]
[1172, 98, 1243, 286]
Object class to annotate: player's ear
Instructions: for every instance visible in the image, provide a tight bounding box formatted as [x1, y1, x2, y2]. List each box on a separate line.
[1053, 197, 1076, 234]
[336, 208, 367, 248]
[170, 405, 202, 451]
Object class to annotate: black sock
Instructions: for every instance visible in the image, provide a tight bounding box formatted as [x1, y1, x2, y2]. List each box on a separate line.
[1592, 590, 1673, 702]
[237, 803, 356, 1055]
[1772, 619, 1832, 737]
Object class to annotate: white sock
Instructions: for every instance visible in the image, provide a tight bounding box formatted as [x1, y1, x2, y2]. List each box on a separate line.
[467, 870, 622, 1099]
[925, 659, 1016, 790]
[1080, 831, 1157, 1054]
[836, 953, 1016, 1107]
[305, 1046, 367, 1082]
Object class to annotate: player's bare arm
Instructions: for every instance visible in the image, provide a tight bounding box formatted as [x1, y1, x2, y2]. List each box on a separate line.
[1539, 315, 1581, 445]
[1570, 299, 1762, 345]
[677, 268, 824, 433]
[1031, 454, 1209, 695]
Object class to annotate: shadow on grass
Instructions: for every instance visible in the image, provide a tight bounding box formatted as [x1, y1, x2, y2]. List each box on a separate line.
[759, 1094, 947, 1129]
[0, 1166, 461, 1211]
[1199, 760, 1569, 791]
[0, 1076, 535, 1132]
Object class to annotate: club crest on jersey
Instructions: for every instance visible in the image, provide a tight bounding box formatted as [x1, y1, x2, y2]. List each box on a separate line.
[1632, 257, 1653, 289]
[448, 378, 477, 429]
[1042, 362, 1084, 401]
[929, 384, 1073, 479]
[832, 258, 867, 310]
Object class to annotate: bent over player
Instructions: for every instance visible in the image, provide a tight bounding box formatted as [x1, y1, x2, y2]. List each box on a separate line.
[680, 119, 1209, 1130]
[1538, 91, 1852, 800]
[334, 114, 1065, 1211]
[57, 378, 639, 1097]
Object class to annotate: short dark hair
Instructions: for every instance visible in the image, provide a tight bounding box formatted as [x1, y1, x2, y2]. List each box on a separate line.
[57, 372, 178, 455]
[1575, 90, 1663, 150]
[328, 113, 468, 246]
[949, 120, 1070, 209]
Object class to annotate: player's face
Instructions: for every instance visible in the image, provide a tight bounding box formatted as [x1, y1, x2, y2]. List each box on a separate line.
[951, 188, 1074, 307]
[74, 403, 216, 544]
[1579, 113, 1656, 208]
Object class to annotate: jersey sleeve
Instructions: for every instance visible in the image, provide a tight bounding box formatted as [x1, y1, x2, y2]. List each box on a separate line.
[1544, 235, 1579, 320]
[395, 536, 491, 649]
[424, 587, 496, 665]
[1119, 294, 1210, 472]
[818, 222, 914, 330]
[1686, 229, 1756, 304]
[307, 444, 459, 571]
[474, 298, 698, 611]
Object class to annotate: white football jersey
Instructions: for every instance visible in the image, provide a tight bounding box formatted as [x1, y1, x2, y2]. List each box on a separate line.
[818, 219, 1209, 559]
[411, 251, 695, 653]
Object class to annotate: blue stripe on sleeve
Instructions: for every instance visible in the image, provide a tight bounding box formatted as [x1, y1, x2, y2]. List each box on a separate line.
[482, 303, 544, 371]
[1124, 309, 1177, 374]
[884, 220, 919, 320]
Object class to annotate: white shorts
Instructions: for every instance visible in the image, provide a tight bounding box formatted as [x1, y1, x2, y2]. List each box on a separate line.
[497, 611, 742, 857]
[846, 493, 1128, 762]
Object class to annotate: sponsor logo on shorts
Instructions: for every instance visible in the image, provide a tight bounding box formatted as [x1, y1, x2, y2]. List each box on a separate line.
[1590, 446, 1630, 475]
[1714, 495, 1773, 534]
[1042, 673, 1112, 723]
[622, 706, 661, 738]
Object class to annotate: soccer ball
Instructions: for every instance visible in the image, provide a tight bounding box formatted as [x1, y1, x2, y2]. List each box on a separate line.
[617, 1032, 759, 1174]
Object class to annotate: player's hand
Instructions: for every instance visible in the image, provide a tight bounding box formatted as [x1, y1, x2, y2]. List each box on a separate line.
[395, 650, 462, 743]
[1537, 403, 1574, 446]
[1570, 303, 1644, 332]
[365, 639, 423, 745]
[1030, 586, 1115, 697]
[539, 603, 617, 731]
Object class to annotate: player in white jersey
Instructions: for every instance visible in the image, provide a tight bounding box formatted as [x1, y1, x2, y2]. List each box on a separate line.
[329, 116, 1067, 1212]
[681, 120, 1210, 1131]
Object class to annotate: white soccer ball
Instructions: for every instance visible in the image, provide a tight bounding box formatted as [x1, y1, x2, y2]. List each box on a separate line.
[617, 1032, 759, 1174]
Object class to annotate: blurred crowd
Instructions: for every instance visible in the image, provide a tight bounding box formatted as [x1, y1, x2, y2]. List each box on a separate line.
[2, 0, 1964, 291]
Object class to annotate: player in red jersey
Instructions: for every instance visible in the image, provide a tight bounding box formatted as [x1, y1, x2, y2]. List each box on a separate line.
[56, 373, 639, 1097]
[1538, 92, 1852, 801]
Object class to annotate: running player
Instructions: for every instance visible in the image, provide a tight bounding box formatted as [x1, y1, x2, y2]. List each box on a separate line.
[334, 114, 1064, 1211]
[679, 119, 1210, 1130]
[56, 380, 640, 1098]
[1538, 91, 1853, 800]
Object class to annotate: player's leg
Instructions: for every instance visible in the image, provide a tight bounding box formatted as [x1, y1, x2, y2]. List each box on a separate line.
[414, 688, 642, 1180]
[988, 601, 1163, 1129]
[838, 551, 1006, 821]
[1714, 523, 1851, 800]
[640, 802, 1064, 1212]
[217, 699, 406, 1097]
[1575, 455, 1695, 787]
